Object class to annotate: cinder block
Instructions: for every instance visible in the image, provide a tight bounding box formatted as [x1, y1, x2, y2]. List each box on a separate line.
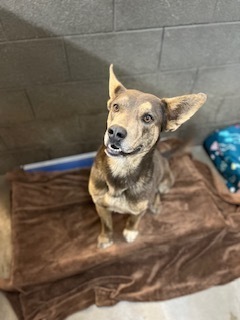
[193, 65, 240, 97]
[0, 23, 6, 41]
[0, 117, 81, 148]
[78, 113, 107, 142]
[78, 141, 102, 153]
[119, 74, 158, 95]
[36, 117, 83, 147]
[0, 38, 69, 88]
[213, 0, 240, 22]
[177, 123, 223, 145]
[0, 138, 6, 151]
[0, 152, 18, 173]
[0, 90, 33, 124]
[64, 30, 163, 80]
[1, 0, 113, 40]
[121, 69, 196, 98]
[27, 80, 109, 120]
[216, 96, 240, 124]
[188, 94, 223, 125]
[161, 23, 240, 70]
[0, 123, 42, 148]
[11, 146, 49, 166]
[176, 119, 239, 145]
[48, 142, 84, 159]
[49, 141, 99, 159]
[115, 0, 216, 30]
[157, 70, 196, 97]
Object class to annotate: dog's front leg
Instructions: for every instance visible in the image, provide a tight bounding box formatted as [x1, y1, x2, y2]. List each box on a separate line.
[123, 212, 145, 243]
[96, 204, 113, 249]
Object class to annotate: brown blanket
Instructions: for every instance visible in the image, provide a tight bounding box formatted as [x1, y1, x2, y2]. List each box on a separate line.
[1, 153, 240, 320]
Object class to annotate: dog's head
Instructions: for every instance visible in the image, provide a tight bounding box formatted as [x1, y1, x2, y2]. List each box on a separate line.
[104, 65, 207, 158]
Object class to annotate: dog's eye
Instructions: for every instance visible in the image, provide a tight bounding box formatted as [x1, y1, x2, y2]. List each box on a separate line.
[142, 114, 154, 124]
[112, 104, 120, 112]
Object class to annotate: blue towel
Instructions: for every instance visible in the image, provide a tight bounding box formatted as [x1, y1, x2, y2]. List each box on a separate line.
[204, 124, 240, 193]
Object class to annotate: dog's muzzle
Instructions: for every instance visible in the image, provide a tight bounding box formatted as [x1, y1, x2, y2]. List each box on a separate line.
[105, 125, 126, 156]
[105, 125, 143, 157]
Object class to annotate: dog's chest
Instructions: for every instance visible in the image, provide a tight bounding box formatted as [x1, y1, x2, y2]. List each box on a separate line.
[107, 189, 148, 215]
[98, 179, 149, 215]
[101, 158, 156, 214]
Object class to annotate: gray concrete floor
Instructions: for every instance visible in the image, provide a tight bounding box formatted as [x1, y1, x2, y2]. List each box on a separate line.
[1, 146, 240, 320]
[1, 278, 240, 320]
[67, 279, 240, 320]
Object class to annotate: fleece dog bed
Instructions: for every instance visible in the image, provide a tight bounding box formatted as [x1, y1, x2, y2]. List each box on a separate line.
[204, 124, 240, 193]
[1, 148, 240, 320]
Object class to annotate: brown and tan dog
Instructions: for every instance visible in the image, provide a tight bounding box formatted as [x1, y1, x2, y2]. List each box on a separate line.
[89, 65, 207, 248]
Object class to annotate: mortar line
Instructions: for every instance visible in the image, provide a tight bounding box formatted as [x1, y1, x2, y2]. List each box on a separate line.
[213, 0, 220, 18]
[1, 20, 240, 44]
[215, 97, 225, 123]
[24, 89, 36, 119]
[190, 68, 199, 93]
[0, 61, 240, 92]
[0, 17, 7, 40]
[0, 135, 8, 149]
[61, 36, 72, 81]
[113, 0, 116, 31]
[157, 27, 165, 71]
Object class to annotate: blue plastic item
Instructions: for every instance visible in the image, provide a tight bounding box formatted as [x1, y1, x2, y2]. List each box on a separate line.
[22, 152, 96, 173]
[204, 124, 240, 193]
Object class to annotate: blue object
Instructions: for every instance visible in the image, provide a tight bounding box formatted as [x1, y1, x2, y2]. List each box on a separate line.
[204, 124, 240, 193]
[22, 152, 96, 173]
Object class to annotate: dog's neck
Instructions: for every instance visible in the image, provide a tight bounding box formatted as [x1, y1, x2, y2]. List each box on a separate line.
[107, 154, 143, 178]
[104, 145, 156, 180]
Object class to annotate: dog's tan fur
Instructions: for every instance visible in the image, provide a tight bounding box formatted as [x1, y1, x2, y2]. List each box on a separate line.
[89, 65, 207, 248]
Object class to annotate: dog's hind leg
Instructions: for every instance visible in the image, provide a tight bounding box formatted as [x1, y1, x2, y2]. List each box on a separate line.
[96, 205, 113, 249]
[158, 160, 175, 194]
[123, 212, 144, 243]
[149, 192, 162, 215]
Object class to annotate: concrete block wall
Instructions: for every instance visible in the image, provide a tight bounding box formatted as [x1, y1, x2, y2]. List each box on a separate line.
[0, 0, 240, 173]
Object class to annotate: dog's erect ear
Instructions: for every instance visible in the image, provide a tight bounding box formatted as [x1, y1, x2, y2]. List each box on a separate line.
[109, 64, 126, 99]
[161, 93, 207, 132]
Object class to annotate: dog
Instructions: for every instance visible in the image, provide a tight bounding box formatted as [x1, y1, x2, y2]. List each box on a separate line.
[89, 65, 207, 248]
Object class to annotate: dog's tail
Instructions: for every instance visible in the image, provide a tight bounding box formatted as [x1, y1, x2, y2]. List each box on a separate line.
[157, 137, 192, 159]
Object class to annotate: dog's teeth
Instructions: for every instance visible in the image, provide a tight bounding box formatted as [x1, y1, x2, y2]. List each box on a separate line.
[109, 144, 121, 152]
[110, 144, 120, 150]
[123, 229, 139, 243]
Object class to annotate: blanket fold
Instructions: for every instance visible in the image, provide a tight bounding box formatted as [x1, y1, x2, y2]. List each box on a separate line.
[1, 152, 240, 320]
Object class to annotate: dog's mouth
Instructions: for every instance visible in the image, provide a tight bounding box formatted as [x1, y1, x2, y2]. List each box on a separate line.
[105, 144, 143, 157]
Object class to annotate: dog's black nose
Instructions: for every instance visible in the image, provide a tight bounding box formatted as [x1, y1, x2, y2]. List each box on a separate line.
[108, 125, 127, 142]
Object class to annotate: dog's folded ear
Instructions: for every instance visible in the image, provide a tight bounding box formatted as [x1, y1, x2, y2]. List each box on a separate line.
[161, 93, 207, 132]
[109, 64, 126, 100]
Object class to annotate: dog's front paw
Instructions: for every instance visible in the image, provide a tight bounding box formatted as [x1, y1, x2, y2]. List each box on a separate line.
[123, 229, 139, 243]
[97, 234, 113, 249]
